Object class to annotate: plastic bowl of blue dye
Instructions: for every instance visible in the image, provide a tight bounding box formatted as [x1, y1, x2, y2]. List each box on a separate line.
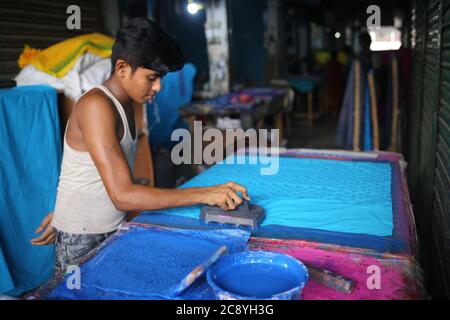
[207, 251, 309, 300]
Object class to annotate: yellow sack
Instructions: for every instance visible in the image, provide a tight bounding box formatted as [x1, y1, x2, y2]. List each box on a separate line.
[18, 45, 41, 69]
[19, 33, 114, 78]
[315, 51, 331, 65]
[337, 51, 348, 66]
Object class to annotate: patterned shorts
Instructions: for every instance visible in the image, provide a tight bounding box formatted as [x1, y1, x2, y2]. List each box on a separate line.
[54, 229, 116, 273]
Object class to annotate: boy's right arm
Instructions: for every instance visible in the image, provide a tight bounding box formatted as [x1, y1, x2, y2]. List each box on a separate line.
[77, 93, 249, 213]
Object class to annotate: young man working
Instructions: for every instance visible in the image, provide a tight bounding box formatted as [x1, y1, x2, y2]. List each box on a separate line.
[31, 18, 249, 272]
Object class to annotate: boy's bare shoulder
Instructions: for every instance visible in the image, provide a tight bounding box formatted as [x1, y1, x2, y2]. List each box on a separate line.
[76, 88, 114, 109]
[75, 88, 117, 119]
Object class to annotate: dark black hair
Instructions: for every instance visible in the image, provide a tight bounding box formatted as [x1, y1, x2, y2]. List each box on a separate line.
[111, 18, 185, 76]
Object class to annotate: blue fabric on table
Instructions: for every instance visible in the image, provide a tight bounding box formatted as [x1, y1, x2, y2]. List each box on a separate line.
[137, 155, 393, 237]
[288, 79, 315, 93]
[146, 63, 196, 151]
[0, 85, 61, 295]
[46, 226, 250, 300]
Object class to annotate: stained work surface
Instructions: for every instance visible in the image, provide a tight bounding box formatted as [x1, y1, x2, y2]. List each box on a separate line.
[143, 155, 393, 236]
[30, 150, 423, 300]
[36, 224, 424, 300]
[249, 237, 425, 300]
[43, 225, 250, 300]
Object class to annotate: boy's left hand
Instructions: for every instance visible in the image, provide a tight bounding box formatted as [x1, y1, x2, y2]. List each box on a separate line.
[31, 212, 55, 245]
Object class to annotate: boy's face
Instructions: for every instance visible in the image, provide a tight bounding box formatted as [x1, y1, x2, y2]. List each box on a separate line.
[116, 60, 162, 104]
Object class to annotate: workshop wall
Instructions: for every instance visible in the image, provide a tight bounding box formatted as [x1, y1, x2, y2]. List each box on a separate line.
[228, 0, 267, 87]
[0, 0, 103, 88]
[408, 0, 450, 299]
[153, 0, 209, 86]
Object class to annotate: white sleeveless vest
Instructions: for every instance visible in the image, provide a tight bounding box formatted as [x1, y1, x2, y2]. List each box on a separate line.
[52, 85, 137, 234]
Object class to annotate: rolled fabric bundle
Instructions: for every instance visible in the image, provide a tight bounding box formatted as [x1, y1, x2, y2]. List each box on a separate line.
[18, 33, 114, 78]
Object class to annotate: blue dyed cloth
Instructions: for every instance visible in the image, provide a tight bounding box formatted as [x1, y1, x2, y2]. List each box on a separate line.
[47, 227, 250, 300]
[140, 156, 394, 237]
[146, 63, 196, 151]
[337, 61, 374, 151]
[0, 85, 61, 295]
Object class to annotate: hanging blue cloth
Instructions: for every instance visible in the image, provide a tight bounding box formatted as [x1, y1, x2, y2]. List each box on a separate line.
[0, 85, 61, 296]
[146, 63, 196, 151]
[336, 61, 355, 149]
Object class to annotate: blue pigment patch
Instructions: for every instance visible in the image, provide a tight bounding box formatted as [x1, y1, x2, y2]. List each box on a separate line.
[47, 226, 250, 300]
[143, 156, 393, 237]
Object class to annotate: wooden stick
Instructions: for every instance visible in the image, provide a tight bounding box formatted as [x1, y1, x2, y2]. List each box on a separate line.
[133, 102, 154, 186]
[389, 56, 400, 151]
[306, 264, 355, 294]
[308, 91, 314, 128]
[353, 60, 361, 151]
[173, 245, 228, 296]
[368, 72, 380, 150]
[274, 111, 284, 142]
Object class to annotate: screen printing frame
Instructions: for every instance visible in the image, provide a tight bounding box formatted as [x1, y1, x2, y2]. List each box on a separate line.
[27, 149, 422, 300]
[27, 221, 424, 300]
[26, 223, 187, 300]
[134, 149, 417, 255]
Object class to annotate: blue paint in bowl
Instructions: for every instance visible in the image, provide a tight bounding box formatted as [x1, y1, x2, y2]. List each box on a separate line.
[207, 251, 309, 300]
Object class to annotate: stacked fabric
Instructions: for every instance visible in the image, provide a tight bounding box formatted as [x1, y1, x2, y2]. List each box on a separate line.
[15, 33, 113, 101]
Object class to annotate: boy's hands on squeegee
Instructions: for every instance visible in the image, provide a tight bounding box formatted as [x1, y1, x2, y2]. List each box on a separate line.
[31, 212, 56, 245]
[203, 181, 250, 211]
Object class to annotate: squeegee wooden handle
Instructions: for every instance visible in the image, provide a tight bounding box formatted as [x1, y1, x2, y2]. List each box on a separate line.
[305, 264, 354, 294]
[172, 245, 228, 296]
